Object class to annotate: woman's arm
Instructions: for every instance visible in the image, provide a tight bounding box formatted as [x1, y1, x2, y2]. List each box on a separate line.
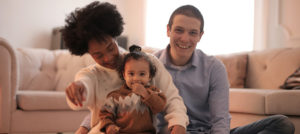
[66, 66, 96, 110]
[148, 54, 189, 129]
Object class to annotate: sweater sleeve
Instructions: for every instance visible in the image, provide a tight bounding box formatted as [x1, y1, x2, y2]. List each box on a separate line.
[66, 66, 97, 110]
[99, 96, 117, 132]
[142, 86, 166, 114]
[148, 54, 189, 129]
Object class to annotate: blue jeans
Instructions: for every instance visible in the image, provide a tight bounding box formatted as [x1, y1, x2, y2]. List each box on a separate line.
[158, 115, 295, 134]
[230, 115, 295, 134]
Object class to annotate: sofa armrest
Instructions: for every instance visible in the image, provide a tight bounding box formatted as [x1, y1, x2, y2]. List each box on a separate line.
[0, 37, 18, 133]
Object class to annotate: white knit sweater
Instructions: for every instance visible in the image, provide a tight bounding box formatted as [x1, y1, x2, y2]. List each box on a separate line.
[66, 53, 188, 130]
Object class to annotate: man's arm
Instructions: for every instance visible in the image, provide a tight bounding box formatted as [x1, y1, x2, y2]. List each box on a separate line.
[209, 60, 231, 133]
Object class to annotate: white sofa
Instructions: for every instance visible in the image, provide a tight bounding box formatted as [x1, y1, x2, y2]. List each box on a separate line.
[1, 37, 300, 133]
[223, 47, 300, 133]
[0, 38, 90, 134]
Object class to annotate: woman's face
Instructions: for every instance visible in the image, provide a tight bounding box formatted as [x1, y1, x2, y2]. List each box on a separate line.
[88, 36, 121, 69]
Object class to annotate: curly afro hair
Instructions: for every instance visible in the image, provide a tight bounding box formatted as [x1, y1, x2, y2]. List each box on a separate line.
[61, 1, 124, 56]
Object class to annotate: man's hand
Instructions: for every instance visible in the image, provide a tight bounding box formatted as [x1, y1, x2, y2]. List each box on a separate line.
[106, 124, 120, 134]
[65, 81, 86, 106]
[170, 125, 186, 134]
[131, 83, 149, 98]
[75, 126, 89, 134]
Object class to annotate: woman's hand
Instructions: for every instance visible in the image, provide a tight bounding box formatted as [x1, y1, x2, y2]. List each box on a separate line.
[65, 81, 86, 106]
[106, 124, 120, 134]
[170, 125, 186, 134]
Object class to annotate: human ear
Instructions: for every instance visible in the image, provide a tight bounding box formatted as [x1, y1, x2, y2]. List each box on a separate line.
[167, 24, 171, 37]
[198, 31, 204, 41]
[122, 71, 126, 79]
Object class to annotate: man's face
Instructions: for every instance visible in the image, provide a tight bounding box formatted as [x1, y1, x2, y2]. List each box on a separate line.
[168, 14, 203, 60]
[88, 36, 121, 69]
[123, 59, 151, 89]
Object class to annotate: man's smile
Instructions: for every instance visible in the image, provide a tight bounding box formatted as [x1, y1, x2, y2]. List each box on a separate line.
[176, 43, 192, 49]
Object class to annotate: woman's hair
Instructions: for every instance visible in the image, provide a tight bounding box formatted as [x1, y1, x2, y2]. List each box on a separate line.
[118, 45, 156, 80]
[168, 5, 204, 33]
[61, 1, 124, 56]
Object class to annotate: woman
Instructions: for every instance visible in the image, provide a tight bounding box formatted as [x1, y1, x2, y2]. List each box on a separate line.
[62, 1, 188, 134]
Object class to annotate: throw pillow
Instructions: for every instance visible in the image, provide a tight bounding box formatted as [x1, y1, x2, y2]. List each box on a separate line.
[280, 67, 300, 89]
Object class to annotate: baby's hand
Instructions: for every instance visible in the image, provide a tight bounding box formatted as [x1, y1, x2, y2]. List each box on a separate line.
[106, 124, 120, 134]
[132, 83, 149, 98]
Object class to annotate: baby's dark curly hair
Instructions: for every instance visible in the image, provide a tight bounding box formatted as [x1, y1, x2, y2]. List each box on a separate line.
[61, 1, 124, 56]
[118, 45, 156, 81]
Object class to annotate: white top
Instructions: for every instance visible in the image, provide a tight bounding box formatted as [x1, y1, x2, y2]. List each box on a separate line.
[66, 53, 189, 129]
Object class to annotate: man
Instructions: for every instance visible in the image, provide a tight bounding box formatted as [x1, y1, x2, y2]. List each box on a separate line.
[62, 1, 188, 134]
[154, 5, 295, 134]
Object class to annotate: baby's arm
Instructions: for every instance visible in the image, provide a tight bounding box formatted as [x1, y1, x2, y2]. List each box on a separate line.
[131, 83, 166, 114]
[142, 86, 166, 114]
[98, 96, 119, 133]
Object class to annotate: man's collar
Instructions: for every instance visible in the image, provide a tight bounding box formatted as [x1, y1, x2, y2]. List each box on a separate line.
[190, 49, 200, 68]
[158, 45, 172, 65]
[159, 45, 198, 68]
[157, 45, 168, 65]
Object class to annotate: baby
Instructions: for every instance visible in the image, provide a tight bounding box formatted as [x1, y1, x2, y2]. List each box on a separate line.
[99, 45, 166, 134]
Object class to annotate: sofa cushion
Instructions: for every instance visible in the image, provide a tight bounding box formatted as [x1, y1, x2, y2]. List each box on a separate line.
[17, 90, 73, 110]
[246, 47, 300, 89]
[229, 88, 267, 114]
[216, 53, 248, 88]
[266, 90, 300, 115]
[16, 48, 95, 92]
[55, 51, 95, 91]
[17, 48, 57, 91]
[230, 88, 300, 116]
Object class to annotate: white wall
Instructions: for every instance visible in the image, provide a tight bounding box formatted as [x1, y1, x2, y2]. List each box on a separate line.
[122, 0, 146, 47]
[254, 0, 300, 50]
[146, 0, 254, 55]
[0, 0, 145, 49]
[2, 0, 299, 50]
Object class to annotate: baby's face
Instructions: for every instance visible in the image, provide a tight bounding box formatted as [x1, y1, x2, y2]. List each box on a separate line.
[123, 59, 151, 89]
